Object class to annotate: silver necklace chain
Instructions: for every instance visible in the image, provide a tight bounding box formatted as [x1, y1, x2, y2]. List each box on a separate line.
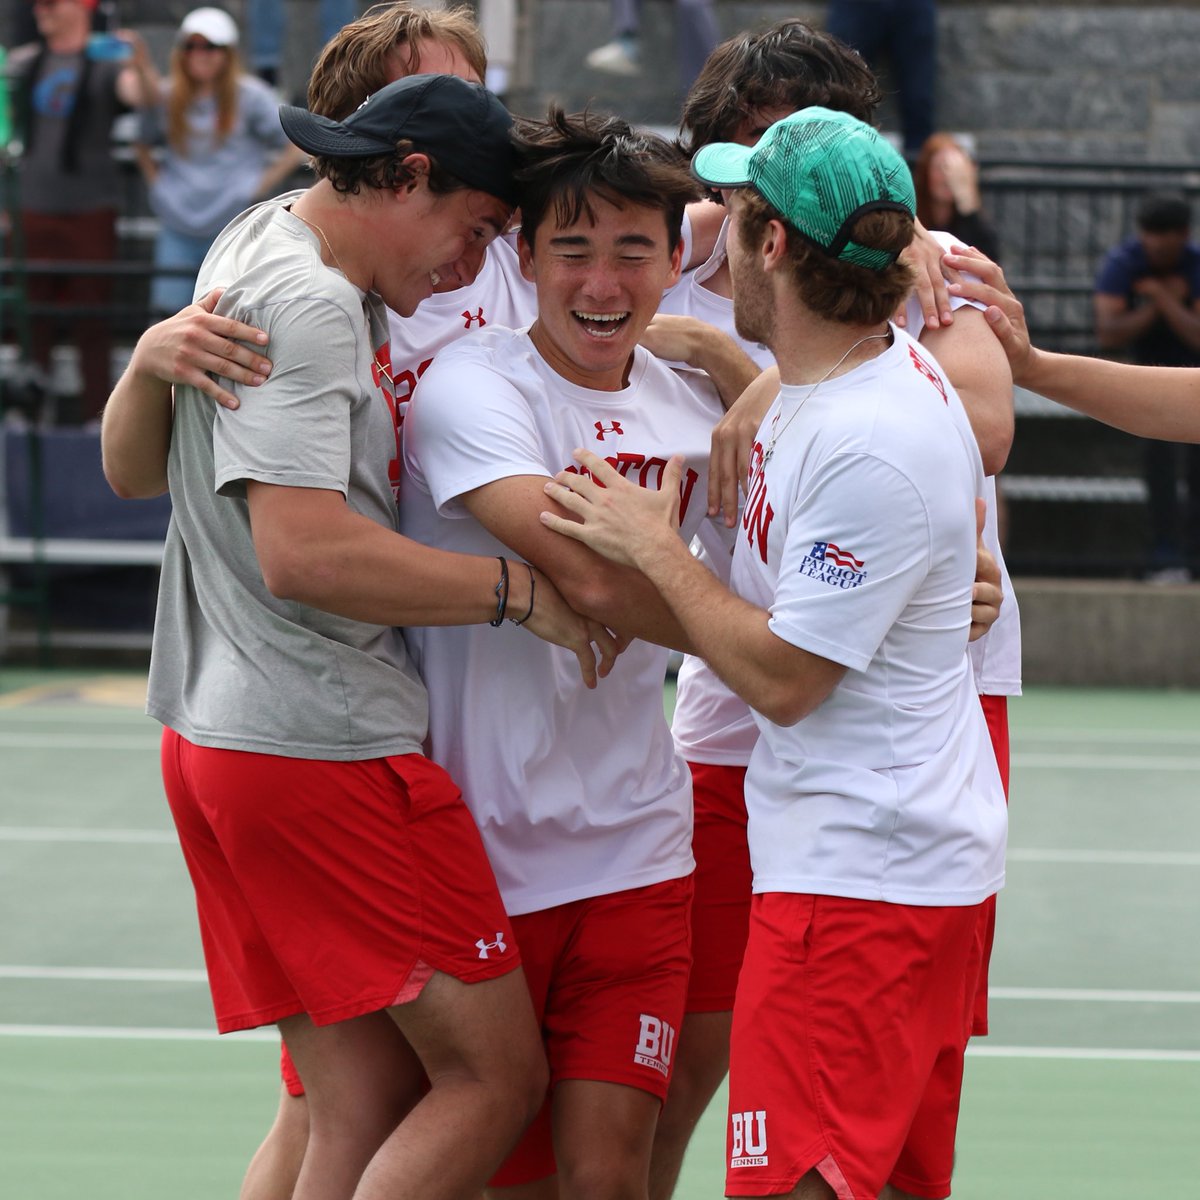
[763, 332, 892, 463]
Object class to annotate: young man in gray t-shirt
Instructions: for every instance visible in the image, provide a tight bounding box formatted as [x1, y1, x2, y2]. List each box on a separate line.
[106, 74, 616, 1200]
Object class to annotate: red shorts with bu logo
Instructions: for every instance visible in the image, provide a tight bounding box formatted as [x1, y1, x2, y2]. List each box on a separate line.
[489, 875, 694, 1188]
[726, 893, 985, 1200]
[160, 730, 519, 1034]
[687, 761, 753, 1012]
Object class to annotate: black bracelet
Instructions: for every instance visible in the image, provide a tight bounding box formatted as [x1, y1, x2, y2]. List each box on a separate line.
[510, 562, 536, 626]
[489, 556, 509, 627]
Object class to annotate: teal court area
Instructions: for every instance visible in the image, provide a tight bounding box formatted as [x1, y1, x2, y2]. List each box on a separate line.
[1, 669, 1198, 1198]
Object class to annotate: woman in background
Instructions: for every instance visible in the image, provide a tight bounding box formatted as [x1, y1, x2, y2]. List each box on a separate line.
[914, 131, 1002, 263]
[136, 6, 303, 316]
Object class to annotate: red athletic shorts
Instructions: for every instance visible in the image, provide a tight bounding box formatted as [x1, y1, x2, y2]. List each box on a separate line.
[161, 729, 519, 1034]
[972, 693, 1011, 1036]
[726, 892, 985, 1200]
[686, 761, 752, 1013]
[489, 875, 694, 1188]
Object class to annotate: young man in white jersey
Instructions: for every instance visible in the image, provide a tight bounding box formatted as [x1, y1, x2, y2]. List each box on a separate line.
[399, 109, 752, 1200]
[543, 107, 1008, 1200]
[104, 71, 636, 1200]
[644, 24, 1018, 1199]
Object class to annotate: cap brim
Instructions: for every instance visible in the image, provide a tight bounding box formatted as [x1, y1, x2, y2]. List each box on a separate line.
[691, 142, 755, 190]
[279, 106, 396, 158]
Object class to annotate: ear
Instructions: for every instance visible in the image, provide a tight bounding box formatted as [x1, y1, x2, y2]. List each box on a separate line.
[517, 228, 536, 283]
[396, 152, 432, 197]
[664, 235, 684, 289]
[760, 218, 789, 273]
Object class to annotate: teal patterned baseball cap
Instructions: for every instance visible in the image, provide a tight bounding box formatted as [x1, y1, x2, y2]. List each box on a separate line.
[692, 106, 915, 270]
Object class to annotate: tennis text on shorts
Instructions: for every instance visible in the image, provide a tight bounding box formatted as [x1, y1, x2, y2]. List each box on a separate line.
[730, 1110, 768, 1168]
[633, 1013, 677, 1077]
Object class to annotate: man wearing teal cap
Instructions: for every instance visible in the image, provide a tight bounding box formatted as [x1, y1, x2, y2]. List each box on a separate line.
[541, 106, 1007, 1200]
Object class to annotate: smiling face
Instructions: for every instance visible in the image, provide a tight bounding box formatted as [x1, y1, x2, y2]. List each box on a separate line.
[370, 173, 512, 317]
[519, 193, 683, 391]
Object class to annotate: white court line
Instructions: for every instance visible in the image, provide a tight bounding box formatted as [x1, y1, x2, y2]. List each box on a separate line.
[1012, 753, 1200, 771]
[0, 1024, 1194, 1061]
[0, 1023, 276, 1042]
[0, 732, 159, 751]
[990, 987, 1200, 1004]
[965, 1045, 1200, 1063]
[0, 966, 205, 982]
[0, 826, 177, 844]
[1008, 848, 1200, 867]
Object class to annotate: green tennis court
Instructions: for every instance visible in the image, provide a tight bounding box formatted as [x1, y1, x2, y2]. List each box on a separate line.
[1, 669, 1197, 1197]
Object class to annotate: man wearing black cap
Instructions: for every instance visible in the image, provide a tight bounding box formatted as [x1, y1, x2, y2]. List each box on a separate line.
[542, 108, 1007, 1200]
[131, 73, 624, 1200]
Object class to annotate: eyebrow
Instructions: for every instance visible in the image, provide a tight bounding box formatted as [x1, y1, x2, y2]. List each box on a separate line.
[546, 233, 659, 249]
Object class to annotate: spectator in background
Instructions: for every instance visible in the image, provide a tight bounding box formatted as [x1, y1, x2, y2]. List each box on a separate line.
[134, 8, 304, 318]
[1094, 191, 1200, 582]
[246, 0, 356, 89]
[914, 131, 1001, 263]
[826, 0, 937, 157]
[585, 0, 720, 93]
[7, 0, 158, 423]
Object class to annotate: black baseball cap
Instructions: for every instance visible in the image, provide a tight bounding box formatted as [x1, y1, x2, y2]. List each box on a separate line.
[279, 74, 519, 208]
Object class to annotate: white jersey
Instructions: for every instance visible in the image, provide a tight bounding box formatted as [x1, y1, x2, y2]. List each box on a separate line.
[669, 225, 1022, 770]
[734, 327, 1007, 907]
[401, 328, 725, 916]
[385, 234, 537, 408]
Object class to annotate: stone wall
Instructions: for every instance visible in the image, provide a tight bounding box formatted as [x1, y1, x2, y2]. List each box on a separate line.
[13, 2, 1193, 163]
[521, 2, 1200, 160]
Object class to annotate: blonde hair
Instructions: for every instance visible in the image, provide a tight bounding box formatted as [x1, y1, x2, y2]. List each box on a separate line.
[166, 41, 241, 152]
[307, 2, 488, 120]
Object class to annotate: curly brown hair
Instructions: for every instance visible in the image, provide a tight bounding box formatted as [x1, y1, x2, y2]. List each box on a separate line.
[679, 20, 879, 157]
[735, 189, 915, 326]
[309, 138, 471, 197]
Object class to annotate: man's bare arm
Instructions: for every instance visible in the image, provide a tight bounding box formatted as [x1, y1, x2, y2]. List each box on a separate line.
[919, 306, 1014, 475]
[947, 247, 1200, 443]
[461, 474, 697, 653]
[638, 314, 762, 409]
[247, 483, 619, 687]
[102, 292, 272, 499]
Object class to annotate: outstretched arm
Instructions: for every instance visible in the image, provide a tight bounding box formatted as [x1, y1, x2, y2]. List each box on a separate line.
[102, 291, 273, 498]
[946, 246, 1200, 443]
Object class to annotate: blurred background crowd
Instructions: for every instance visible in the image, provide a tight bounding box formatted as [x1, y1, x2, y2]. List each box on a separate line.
[2, 0, 1199, 651]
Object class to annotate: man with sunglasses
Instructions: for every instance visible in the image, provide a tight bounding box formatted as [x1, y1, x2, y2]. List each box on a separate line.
[7, 0, 158, 421]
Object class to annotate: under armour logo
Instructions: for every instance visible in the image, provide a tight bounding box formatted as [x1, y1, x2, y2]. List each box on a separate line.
[462, 307, 487, 329]
[475, 934, 507, 959]
[595, 420, 624, 441]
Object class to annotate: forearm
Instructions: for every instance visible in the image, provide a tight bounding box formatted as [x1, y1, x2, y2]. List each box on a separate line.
[1019, 350, 1200, 443]
[251, 495, 530, 628]
[101, 368, 174, 498]
[634, 535, 837, 725]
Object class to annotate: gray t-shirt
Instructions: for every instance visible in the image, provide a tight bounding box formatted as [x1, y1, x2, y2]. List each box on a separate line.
[141, 75, 289, 239]
[147, 194, 429, 760]
[10, 45, 127, 214]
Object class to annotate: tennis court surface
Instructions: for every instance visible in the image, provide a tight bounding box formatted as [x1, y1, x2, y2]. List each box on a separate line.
[2, 668, 1197, 1197]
